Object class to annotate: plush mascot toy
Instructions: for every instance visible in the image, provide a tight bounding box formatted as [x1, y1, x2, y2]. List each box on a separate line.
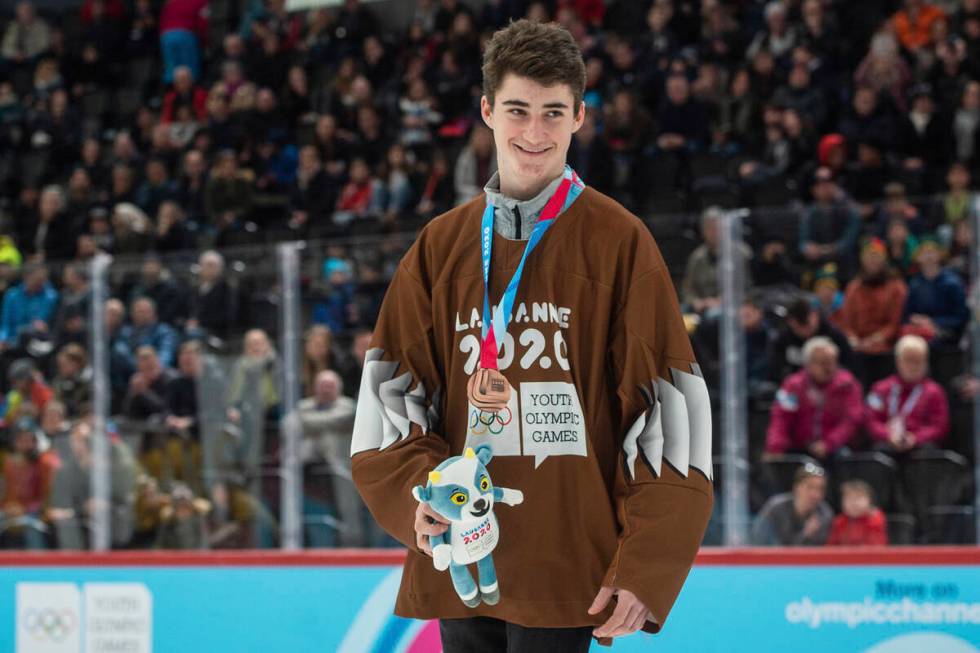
[411, 444, 523, 607]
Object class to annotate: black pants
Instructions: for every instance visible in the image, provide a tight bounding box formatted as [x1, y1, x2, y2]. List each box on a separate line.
[439, 616, 594, 653]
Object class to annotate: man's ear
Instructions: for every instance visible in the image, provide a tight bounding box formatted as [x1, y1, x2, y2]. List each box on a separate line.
[480, 95, 494, 129]
[571, 100, 586, 133]
[412, 485, 430, 502]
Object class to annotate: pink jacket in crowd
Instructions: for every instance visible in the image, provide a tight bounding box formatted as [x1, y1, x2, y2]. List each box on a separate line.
[864, 374, 949, 446]
[766, 368, 864, 454]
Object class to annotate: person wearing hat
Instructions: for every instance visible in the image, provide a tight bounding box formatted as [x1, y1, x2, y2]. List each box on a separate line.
[815, 133, 846, 175]
[810, 264, 846, 327]
[901, 234, 968, 346]
[800, 165, 861, 280]
[838, 237, 909, 386]
[1, 415, 60, 549]
[1, 358, 53, 428]
[751, 461, 833, 546]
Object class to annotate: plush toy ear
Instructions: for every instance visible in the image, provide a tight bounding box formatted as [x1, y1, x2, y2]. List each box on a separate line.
[412, 485, 430, 502]
[475, 444, 493, 465]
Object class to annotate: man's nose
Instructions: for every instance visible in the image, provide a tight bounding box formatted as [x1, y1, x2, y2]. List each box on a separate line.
[523, 117, 548, 143]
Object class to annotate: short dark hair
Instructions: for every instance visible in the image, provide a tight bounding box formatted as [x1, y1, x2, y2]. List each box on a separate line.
[482, 19, 586, 110]
[786, 298, 813, 323]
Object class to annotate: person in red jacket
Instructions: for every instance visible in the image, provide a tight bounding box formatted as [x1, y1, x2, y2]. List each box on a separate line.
[826, 479, 888, 546]
[161, 65, 207, 123]
[891, 0, 946, 53]
[864, 334, 949, 454]
[1, 416, 61, 548]
[160, 0, 208, 83]
[764, 336, 864, 463]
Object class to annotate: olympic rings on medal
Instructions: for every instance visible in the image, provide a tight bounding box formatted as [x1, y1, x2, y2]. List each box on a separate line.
[468, 407, 512, 435]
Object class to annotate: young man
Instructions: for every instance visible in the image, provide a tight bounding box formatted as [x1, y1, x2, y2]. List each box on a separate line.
[351, 20, 712, 652]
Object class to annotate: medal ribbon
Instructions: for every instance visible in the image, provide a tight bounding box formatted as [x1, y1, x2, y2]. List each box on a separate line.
[479, 166, 584, 370]
[888, 382, 924, 420]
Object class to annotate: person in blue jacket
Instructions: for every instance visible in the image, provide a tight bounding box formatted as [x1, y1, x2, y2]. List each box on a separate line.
[902, 235, 969, 348]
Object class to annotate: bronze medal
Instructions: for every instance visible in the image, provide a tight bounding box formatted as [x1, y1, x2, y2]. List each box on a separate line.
[467, 367, 511, 413]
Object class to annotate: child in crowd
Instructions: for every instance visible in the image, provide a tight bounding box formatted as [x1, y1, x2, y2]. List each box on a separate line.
[826, 479, 888, 546]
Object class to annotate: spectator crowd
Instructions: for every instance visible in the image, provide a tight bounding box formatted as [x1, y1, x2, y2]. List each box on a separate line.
[0, 0, 978, 548]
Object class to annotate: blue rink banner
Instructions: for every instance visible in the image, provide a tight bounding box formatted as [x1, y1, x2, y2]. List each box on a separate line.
[1, 550, 979, 653]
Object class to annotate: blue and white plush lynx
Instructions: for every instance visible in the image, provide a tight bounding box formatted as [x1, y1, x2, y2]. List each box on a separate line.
[412, 444, 523, 607]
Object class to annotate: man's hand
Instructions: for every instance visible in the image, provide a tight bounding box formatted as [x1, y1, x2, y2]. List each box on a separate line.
[898, 431, 917, 452]
[129, 373, 147, 395]
[588, 586, 651, 639]
[808, 440, 828, 460]
[958, 376, 980, 400]
[803, 242, 822, 260]
[414, 501, 448, 556]
[166, 415, 193, 431]
[802, 514, 823, 538]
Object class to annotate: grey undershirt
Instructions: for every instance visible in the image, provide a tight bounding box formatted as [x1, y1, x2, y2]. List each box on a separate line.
[483, 171, 566, 242]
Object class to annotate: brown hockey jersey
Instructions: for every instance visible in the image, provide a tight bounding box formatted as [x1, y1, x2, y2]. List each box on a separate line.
[351, 186, 713, 634]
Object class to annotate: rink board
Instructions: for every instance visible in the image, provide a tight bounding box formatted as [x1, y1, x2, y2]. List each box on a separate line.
[1, 548, 979, 652]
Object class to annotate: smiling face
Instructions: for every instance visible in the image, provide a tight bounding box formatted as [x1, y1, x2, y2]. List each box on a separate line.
[420, 451, 495, 522]
[481, 73, 584, 200]
[896, 344, 928, 383]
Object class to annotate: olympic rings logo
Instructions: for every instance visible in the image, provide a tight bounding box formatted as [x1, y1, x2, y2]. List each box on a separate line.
[469, 408, 512, 435]
[22, 608, 77, 641]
